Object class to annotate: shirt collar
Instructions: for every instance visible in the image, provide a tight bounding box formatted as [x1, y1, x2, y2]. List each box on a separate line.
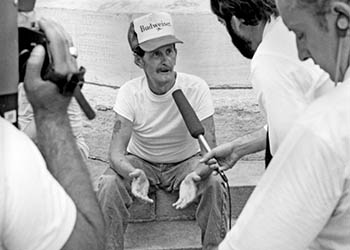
[262, 15, 281, 40]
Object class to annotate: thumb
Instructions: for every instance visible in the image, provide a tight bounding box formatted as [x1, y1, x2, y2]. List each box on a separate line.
[129, 169, 140, 179]
[192, 173, 201, 182]
[25, 45, 46, 82]
[200, 151, 215, 163]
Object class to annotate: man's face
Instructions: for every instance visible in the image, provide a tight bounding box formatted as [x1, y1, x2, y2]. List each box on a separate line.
[277, 0, 339, 80]
[141, 44, 177, 86]
[218, 16, 256, 59]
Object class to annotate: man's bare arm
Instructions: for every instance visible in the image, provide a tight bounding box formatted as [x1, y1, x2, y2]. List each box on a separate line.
[25, 19, 105, 250]
[109, 113, 136, 180]
[201, 127, 266, 172]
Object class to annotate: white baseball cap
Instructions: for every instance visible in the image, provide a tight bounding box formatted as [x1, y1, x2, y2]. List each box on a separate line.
[130, 12, 183, 52]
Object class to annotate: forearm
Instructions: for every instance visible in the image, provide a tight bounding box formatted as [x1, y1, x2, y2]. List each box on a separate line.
[34, 111, 105, 249]
[110, 152, 137, 181]
[231, 127, 266, 158]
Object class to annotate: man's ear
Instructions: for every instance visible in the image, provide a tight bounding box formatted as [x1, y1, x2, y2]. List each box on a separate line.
[231, 16, 244, 31]
[331, 1, 350, 36]
[134, 54, 144, 69]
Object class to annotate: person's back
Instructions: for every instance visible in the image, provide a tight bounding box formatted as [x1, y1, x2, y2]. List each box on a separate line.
[219, 79, 350, 250]
[251, 16, 333, 154]
[0, 117, 76, 250]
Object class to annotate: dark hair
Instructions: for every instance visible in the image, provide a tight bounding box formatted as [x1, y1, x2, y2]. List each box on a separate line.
[127, 22, 145, 57]
[211, 0, 279, 25]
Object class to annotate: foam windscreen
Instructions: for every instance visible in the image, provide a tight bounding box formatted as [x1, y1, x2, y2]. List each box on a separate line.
[172, 89, 204, 138]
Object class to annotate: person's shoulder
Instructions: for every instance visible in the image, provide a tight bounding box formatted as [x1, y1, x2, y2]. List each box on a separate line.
[177, 72, 209, 89]
[296, 83, 350, 144]
[253, 17, 299, 66]
[119, 75, 145, 92]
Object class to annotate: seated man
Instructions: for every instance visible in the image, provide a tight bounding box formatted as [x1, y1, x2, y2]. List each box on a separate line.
[97, 12, 228, 250]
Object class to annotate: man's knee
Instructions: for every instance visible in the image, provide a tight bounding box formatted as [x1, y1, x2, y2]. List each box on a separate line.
[201, 175, 226, 194]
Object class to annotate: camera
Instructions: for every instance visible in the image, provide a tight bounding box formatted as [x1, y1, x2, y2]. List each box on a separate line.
[18, 26, 51, 83]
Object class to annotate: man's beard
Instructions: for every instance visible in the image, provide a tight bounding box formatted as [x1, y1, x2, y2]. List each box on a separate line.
[225, 18, 255, 59]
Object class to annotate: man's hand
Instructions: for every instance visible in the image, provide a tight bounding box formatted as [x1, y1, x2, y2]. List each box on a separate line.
[200, 142, 240, 172]
[172, 172, 201, 209]
[24, 18, 78, 116]
[129, 169, 154, 203]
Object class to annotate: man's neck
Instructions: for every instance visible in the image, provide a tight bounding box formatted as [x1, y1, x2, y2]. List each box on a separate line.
[147, 73, 176, 95]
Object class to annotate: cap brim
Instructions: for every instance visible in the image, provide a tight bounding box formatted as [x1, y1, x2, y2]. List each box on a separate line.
[139, 35, 183, 52]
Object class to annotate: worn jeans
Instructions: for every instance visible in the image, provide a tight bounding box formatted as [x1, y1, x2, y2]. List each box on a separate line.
[97, 154, 228, 250]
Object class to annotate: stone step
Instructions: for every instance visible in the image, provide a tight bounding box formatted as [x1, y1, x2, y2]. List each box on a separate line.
[124, 220, 202, 250]
[125, 219, 239, 250]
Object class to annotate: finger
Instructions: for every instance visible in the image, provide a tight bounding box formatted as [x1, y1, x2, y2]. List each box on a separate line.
[134, 192, 153, 203]
[218, 165, 230, 172]
[38, 18, 68, 71]
[53, 20, 78, 71]
[141, 196, 154, 204]
[208, 158, 218, 165]
[175, 198, 189, 209]
[199, 151, 216, 163]
[192, 174, 201, 182]
[172, 197, 183, 207]
[24, 45, 46, 92]
[209, 164, 220, 170]
[129, 170, 140, 178]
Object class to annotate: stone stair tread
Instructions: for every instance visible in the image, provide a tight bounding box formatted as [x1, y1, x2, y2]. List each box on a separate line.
[125, 220, 201, 250]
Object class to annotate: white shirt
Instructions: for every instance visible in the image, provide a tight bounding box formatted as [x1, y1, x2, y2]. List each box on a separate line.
[114, 72, 214, 163]
[250, 16, 334, 155]
[219, 74, 350, 250]
[0, 118, 77, 250]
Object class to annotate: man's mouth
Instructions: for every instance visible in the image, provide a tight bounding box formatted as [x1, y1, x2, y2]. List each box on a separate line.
[158, 68, 171, 73]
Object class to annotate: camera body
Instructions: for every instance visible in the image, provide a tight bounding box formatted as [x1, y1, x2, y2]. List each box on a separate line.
[18, 26, 51, 82]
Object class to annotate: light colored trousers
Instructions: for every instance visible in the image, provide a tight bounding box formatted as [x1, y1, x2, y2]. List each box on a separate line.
[97, 154, 228, 250]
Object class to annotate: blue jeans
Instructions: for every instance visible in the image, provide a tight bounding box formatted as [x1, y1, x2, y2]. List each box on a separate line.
[97, 154, 228, 250]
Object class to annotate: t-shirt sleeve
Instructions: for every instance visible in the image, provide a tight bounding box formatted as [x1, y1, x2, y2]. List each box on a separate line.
[192, 78, 215, 121]
[219, 126, 344, 250]
[113, 85, 134, 122]
[2, 123, 77, 250]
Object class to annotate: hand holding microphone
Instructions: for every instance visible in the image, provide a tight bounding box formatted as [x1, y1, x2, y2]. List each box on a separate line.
[172, 89, 227, 182]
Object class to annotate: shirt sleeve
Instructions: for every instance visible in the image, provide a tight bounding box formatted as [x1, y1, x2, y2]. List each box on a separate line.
[113, 85, 135, 122]
[191, 78, 215, 121]
[219, 125, 345, 250]
[3, 124, 77, 250]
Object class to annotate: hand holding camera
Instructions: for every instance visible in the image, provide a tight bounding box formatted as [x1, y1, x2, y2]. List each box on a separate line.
[19, 18, 95, 119]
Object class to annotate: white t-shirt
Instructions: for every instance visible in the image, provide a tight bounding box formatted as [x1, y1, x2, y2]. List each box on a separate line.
[0, 118, 77, 250]
[250, 16, 334, 155]
[114, 72, 214, 163]
[219, 75, 350, 250]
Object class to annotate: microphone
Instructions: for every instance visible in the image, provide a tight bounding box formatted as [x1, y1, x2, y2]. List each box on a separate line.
[172, 89, 227, 181]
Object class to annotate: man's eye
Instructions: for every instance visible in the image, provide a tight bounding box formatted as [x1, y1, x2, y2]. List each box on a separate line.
[153, 51, 161, 57]
[297, 33, 305, 40]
